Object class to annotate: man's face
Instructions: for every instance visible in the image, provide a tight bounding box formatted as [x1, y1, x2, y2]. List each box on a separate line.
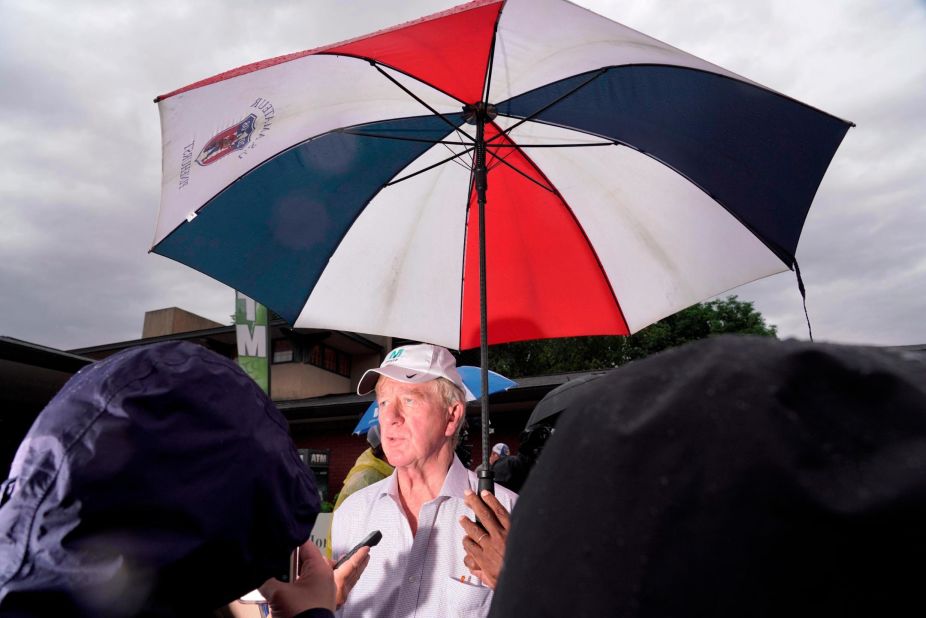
[489, 452, 501, 465]
[376, 377, 460, 469]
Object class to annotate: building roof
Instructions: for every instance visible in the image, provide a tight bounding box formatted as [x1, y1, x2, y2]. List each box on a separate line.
[1, 336, 94, 373]
[69, 320, 385, 358]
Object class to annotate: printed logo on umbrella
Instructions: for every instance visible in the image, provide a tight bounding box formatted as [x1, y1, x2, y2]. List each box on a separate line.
[194, 98, 276, 168]
[195, 114, 258, 166]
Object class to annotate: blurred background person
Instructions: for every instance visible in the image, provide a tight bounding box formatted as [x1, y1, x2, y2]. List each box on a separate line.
[489, 442, 509, 466]
[476, 442, 509, 474]
[333, 425, 393, 511]
[492, 425, 553, 494]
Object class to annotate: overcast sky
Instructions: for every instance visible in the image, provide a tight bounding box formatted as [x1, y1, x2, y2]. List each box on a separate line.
[2, 0, 924, 351]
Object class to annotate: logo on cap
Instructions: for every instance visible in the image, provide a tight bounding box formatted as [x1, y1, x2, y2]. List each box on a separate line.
[385, 348, 405, 364]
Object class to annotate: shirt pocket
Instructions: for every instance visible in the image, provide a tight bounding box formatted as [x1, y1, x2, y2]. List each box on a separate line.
[445, 577, 493, 616]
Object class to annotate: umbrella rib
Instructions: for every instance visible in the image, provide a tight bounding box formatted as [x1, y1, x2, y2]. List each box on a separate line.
[339, 130, 472, 146]
[487, 151, 555, 193]
[500, 142, 614, 148]
[483, 123, 555, 193]
[480, 0, 503, 105]
[339, 130, 612, 148]
[385, 146, 476, 187]
[372, 62, 474, 144]
[489, 67, 609, 144]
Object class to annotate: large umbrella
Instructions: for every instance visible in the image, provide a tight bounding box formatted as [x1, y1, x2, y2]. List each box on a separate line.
[151, 0, 852, 486]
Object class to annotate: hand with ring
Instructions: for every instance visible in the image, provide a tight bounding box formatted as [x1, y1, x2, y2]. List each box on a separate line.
[458, 488, 512, 590]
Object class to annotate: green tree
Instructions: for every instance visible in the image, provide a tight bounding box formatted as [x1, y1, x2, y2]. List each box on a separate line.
[463, 296, 776, 377]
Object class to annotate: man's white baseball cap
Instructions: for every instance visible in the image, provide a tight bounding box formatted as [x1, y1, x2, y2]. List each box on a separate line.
[357, 343, 475, 401]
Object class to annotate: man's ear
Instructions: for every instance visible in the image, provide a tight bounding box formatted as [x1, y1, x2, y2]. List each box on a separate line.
[445, 400, 465, 437]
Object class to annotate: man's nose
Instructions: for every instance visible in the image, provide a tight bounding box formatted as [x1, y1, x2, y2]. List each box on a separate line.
[379, 400, 404, 424]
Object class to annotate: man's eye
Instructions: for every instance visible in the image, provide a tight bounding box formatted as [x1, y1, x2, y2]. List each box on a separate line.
[404, 397, 416, 405]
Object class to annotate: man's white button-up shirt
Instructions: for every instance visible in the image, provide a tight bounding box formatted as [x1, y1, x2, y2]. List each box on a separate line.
[332, 455, 518, 617]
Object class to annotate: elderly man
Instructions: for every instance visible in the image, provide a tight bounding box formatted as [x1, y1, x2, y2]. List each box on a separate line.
[331, 344, 518, 617]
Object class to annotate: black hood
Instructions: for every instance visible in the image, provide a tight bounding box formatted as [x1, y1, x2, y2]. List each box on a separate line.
[491, 335, 926, 617]
[0, 341, 319, 617]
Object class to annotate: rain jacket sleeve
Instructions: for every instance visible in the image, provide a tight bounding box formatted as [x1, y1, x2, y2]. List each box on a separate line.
[332, 449, 393, 510]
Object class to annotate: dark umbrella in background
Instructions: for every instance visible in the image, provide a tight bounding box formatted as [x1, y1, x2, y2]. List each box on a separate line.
[492, 336, 926, 617]
[151, 0, 852, 490]
[486, 371, 606, 492]
[525, 371, 608, 430]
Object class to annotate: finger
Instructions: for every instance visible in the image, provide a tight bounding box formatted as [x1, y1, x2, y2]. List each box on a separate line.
[464, 489, 501, 535]
[341, 545, 370, 570]
[355, 548, 371, 577]
[333, 545, 370, 608]
[458, 514, 485, 540]
[337, 545, 370, 583]
[258, 576, 281, 599]
[299, 542, 331, 577]
[344, 559, 367, 589]
[479, 489, 511, 530]
[353, 545, 371, 565]
[463, 553, 479, 571]
[461, 533, 485, 557]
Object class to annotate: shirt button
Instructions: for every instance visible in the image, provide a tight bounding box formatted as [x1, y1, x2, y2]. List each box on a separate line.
[408, 575, 418, 583]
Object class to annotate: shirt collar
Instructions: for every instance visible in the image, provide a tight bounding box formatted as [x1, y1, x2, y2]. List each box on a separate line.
[381, 468, 399, 500]
[438, 454, 472, 498]
[378, 454, 471, 502]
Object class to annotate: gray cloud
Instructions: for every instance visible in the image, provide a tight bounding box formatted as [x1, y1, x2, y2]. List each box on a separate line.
[1, 0, 923, 350]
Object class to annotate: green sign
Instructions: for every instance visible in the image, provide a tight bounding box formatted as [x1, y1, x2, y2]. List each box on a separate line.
[235, 291, 269, 393]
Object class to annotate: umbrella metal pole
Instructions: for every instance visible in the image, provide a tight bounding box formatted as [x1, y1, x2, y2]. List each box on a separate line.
[475, 108, 494, 496]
